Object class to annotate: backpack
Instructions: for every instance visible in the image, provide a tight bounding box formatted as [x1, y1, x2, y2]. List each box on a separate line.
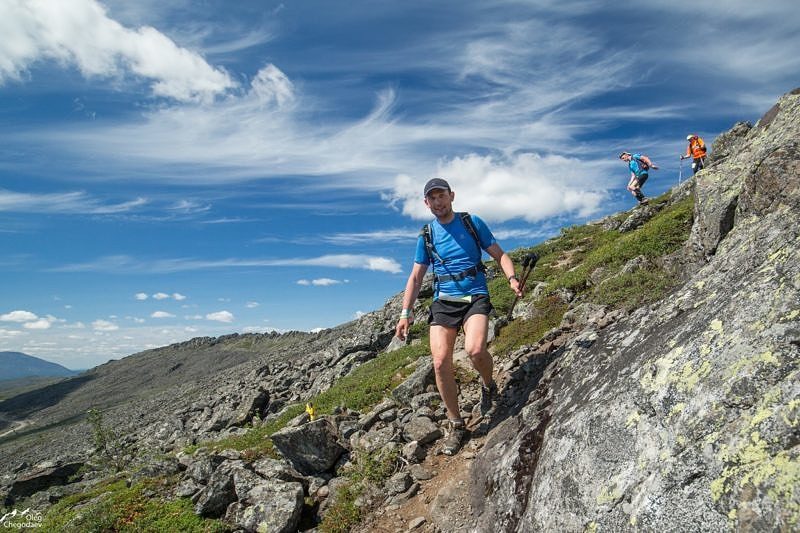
[634, 155, 650, 171]
[420, 212, 486, 282]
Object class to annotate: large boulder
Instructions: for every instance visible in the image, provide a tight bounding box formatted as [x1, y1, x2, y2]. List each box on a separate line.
[3, 462, 83, 506]
[270, 419, 347, 476]
[392, 358, 435, 405]
[226, 480, 304, 533]
[193, 462, 238, 517]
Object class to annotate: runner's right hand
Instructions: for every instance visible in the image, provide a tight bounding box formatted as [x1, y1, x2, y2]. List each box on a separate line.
[395, 318, 409, 341]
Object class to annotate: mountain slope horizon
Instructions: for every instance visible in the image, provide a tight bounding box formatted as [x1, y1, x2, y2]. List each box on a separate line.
[0, 351, 78, 381]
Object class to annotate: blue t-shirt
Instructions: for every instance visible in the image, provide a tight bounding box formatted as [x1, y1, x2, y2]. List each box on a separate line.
[628, 154, 648, 177]
[414, 213, 497, 299]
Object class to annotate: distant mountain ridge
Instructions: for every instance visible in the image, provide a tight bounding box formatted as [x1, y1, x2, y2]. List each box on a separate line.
[0, 352, 78, 381]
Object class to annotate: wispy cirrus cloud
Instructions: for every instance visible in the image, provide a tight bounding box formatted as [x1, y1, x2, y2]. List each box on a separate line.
[297, 278, 348, 287]
[321, 229, 418, 246]
[0, 189, 147, 214]
[50, 254, 403, 274]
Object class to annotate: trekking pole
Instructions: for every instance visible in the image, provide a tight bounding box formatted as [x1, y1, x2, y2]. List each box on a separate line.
[678, 157, 683, 185]
[507, 253, 539, 320]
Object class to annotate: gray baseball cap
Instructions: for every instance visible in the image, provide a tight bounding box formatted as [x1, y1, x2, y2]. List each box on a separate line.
[423, 178, 451, 196]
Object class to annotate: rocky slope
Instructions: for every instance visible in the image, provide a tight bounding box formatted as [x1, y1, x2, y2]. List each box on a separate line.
[455, 88, 800, 531]
[0, 89, 797, 532]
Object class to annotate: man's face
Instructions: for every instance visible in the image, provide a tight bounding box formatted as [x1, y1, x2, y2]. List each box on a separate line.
[424, 188, 454, 217]
[621, 154, 632, 162]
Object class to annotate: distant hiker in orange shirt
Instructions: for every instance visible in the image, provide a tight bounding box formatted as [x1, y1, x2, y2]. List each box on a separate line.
[619, 152, 658, 205]
[681, 134, 707, 175]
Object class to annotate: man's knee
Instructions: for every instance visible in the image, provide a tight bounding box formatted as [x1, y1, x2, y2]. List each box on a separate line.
[432, 355, 453, 375]
[464, 343, 488, 361]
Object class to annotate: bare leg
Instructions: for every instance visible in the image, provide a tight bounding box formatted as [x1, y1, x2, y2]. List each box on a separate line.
[429, 324, 462, 421]
[463, 313, 494, 387]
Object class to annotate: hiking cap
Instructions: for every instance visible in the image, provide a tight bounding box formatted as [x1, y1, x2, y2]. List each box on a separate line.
[687, 134, 695, 140]
[424, 178, 451, 196]
[619, 152, 631, 159]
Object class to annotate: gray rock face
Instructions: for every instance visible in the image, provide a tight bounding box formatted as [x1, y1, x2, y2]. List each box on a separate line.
[705, 120, 751, 167]
[458, 88, 800, 533]
[3, 462, 83, 506]
[227, 480, 304, 533]
[392, 358, 435, 405]
[270, 419, 347, 476]
[194, 464, 237, 517]
[402, 417, 442, 445]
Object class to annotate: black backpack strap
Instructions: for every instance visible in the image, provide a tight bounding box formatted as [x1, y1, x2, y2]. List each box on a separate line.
[420, 223, 444, 265]
[459, 212, 486, 273]
[459, 212, 481, 250]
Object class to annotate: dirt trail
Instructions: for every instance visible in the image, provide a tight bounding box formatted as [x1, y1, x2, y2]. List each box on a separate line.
[353, 424, 488, 533]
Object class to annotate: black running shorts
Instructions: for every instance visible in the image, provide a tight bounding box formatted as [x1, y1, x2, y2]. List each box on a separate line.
[428, 294, 493, 330]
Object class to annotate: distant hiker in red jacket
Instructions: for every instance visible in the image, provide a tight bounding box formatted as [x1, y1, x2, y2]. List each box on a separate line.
[619, 152, 658, 205]
[681, 134, 707, 175]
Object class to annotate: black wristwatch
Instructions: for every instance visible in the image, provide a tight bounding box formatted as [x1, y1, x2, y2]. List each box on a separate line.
[508, 275, 517, 282]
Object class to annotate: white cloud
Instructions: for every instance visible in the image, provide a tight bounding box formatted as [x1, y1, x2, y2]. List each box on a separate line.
[206, 310, 234, 323]
[389, 152, 607, 223]
[23, 319, 52, 330]
[0, 310, 38, 322]
[152, 292, 170, 300]
[299, 278, 348, 286]
[151, 311, 175, 319]
[135, 292, 149, 300]
[92, 319, 119, 331]
[251, 64, 295, 107]
[52, 254, 403, 274]
[0, 0, 236, 102]
[246, 301, 260, 308]
[313, 278, 343, 286]
[172, 293, 187, 301]
[0, 328, 25, 338]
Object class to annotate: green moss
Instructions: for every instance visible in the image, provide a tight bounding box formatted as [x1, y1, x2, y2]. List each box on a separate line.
[41, 477, 228, 533]
[319, 447, 399, 533]
[493, 295, 568, 354]
[537, 195, 694, 308]
[591, 268, 677, 310]
[319, 482, 361, 533]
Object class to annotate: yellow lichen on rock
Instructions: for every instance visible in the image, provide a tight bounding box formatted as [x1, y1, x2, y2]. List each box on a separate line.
[625, 411, 641, 428]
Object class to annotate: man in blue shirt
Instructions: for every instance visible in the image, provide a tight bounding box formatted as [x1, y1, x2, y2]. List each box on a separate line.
[619, 152, 658, 205]
[395, 178, 522, 455]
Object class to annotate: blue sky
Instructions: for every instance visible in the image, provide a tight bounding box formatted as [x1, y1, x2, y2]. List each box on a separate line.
[1, 0, 798, 370]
